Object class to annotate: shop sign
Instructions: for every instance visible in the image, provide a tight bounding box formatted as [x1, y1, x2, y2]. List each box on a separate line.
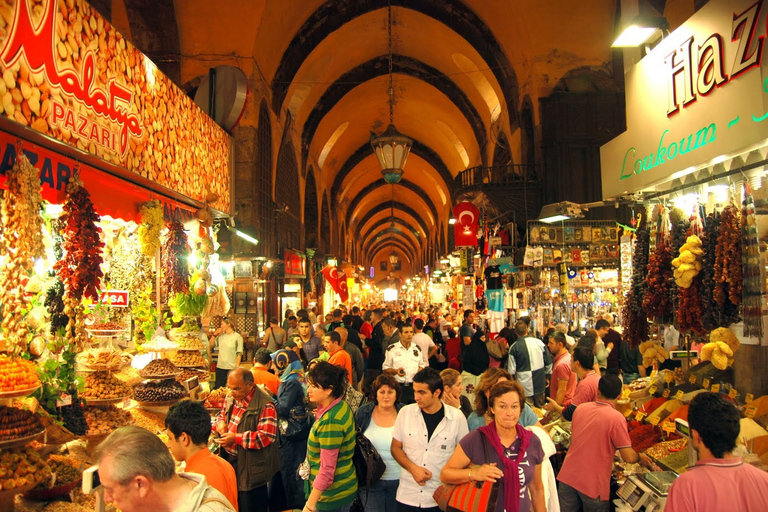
[0, 130, 195, 222]
[99, 290, 129, 307]
[284, 250, 306, 277]
[0, 0, 232, 212]
[600, 0, 768, 199]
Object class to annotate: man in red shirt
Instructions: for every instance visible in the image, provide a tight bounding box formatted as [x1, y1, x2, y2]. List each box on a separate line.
[545, 346, 600, 420]
[557, 375, 654, 512]
[666, 392, 768, 511]
[166, 399, 239, 511]
[546, 331, 577, 406]
[215, 368, 279, 512]
[323, 330, 353, 384]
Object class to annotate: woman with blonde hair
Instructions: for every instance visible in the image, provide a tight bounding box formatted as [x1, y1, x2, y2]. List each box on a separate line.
[440, 368, 472, 417]
[467, 367, 541, 431]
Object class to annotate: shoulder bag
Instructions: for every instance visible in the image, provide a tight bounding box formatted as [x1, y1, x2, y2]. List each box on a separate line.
[278, 402, 311, 440]
[353, 426, 386, 487]
[432, 434, 499, 512]
[486, 337, 505, 361]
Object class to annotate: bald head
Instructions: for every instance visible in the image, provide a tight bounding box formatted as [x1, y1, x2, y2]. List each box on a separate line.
[335, 326, 348, 345]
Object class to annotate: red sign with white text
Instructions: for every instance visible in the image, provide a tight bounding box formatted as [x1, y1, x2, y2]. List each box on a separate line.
[99, 290, 129, 307]
[284, 250, 306, 277]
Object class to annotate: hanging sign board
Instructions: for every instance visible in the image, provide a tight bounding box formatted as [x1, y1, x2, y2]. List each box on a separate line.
[284, 249, 306, 277]
[0, 0, 232, 212]
[600, 0, 768, 199]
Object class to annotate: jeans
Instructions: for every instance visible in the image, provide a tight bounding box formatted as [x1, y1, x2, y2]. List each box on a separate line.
[322, 505, 352, 512]
[622, 372, 640, 385]
[238, 484, 269, 512]
[214, 367, 230, 389]
[360, 479, 399, 512]
[558, 481, 609, 512]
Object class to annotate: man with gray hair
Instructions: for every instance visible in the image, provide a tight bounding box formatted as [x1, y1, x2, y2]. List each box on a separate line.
[554, 323, 575, 349]
[95, 425, 235, 512]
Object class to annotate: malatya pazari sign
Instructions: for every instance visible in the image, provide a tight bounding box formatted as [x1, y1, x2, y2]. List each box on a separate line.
[600, 0, 768, 199]
[0, 0, 231, 212]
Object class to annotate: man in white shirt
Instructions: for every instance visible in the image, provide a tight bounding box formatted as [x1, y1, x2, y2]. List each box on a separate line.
[209, 318, 243, 389]
[412, 318, 437, 360]
[384, 324, 426, 404]
[391, 368, 469, 512]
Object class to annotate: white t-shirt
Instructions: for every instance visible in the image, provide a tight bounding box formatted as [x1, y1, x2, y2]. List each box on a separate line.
[412, 332, 435, 358]
[214, 331, 243, 370]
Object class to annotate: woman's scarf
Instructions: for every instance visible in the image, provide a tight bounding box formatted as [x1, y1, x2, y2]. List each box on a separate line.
[478, 421, 532, 512]
[273, 349, 305, 383]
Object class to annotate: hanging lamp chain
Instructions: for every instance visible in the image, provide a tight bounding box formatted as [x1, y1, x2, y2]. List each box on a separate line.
[388, 0, 394, 125]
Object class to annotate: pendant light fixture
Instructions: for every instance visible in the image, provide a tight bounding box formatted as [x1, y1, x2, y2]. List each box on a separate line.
[370, 0, 412, 185]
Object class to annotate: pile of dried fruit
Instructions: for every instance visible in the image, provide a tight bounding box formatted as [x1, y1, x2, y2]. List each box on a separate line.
[129, 407, 167, 434]
[80, 372, 132, 400]
[204, 387, 230, 409]
[83, 405, 133, 436]
[139, 358, 181, 378]
[176, 369, 208, 384]
[0, 447, 51, 490]
[0, 355, 41, 392]
[133, 379, 187, 403]
[170, 351, 207, 368]
[0, 405, 43, 440]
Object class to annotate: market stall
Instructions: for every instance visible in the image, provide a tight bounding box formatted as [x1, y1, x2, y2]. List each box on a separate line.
[0, 0, 234, 508]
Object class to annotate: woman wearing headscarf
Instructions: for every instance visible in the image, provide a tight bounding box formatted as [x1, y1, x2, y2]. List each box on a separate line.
[269, 348, 309, 512]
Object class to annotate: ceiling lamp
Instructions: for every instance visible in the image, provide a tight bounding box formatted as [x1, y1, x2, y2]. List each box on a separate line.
[538, 201, 584, 223]
[389, 251, 399, 265]
[611, 15, 667, 47]
[370, 0, 412, 185]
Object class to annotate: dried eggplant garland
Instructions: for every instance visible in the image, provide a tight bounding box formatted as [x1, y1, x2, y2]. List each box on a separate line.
[643, 239, 674, 320]
[624, 215, 650, 347]
[713, 205, 743, 309]
[0, 152, 45, 353]
[742, 186, 763, 339]
[162, 220, 191, 298]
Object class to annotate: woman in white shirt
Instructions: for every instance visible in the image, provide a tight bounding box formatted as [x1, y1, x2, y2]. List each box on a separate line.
[354, 374, 403, 512]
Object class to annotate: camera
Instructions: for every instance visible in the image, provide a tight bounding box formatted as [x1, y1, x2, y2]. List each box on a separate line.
[82, 465, 102, 493]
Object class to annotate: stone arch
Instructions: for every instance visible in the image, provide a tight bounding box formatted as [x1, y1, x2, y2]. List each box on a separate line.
[257, 100, 275, 257]
[520, 95, 536, 174]
[122, 0, 180, 83]
[275, 141, 302, 251]
[304, 167, 319, 250]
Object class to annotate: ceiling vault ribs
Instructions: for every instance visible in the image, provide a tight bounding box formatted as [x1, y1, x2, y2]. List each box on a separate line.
[271, 0, 520, 129]
[360, 217, 424, 243]
[352, 201, 431, 234]
[301, 54, 488, 169]
[368, 237, 418, 263]
[345, 179, 438, 227]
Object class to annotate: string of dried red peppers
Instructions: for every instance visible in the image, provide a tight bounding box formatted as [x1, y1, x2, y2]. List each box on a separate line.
[162, 220, 191, 298]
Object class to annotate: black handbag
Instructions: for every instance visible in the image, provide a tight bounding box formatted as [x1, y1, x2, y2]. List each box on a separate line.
[353, 427, 386, 487]
[279, 403, 311, 441]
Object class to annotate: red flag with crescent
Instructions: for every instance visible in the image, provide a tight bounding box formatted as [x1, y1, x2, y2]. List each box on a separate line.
[453, 202, 479, 247]
[337, 271, 349, 303]
[321, 266, 349, 302]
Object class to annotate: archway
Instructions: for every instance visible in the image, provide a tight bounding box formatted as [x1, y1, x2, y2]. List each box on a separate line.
[305, 167, 319, 250]
[275, 141, 302, 251]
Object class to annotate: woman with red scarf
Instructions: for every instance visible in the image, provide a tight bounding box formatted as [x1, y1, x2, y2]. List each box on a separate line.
[441, 380, 546, 512]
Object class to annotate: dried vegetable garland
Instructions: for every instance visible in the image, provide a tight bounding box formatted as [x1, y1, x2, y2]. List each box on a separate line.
[677, 279, 706, 335]
[713, 205, 743, 309]
[0, 152, 45, 353]
[623, 215, 650, 348]
[699, 212, 728, 330]
[741, 188, 763, 339]
[643, 239, 674, 320]
[138, 199, 164, 257]
[162, 220, 191, 298]
[676, 216, 706, 335]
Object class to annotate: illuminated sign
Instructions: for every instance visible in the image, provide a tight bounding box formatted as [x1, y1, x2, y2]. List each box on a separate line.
[0, 0, 231, 212]
[601, 0, 768, 198]
[284, 250, 306, 277]
[99, 290, 129, 307]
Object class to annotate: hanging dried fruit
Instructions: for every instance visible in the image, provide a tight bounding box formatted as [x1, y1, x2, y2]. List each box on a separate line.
[139, 199, 164, 257]
[713, 205, 742, 308]
[643, 239, 674, 320]
[53, 174, 104, 301]
[741, 187, 763, 339]
[700, 212, 725, 330]
[0, 152, 45, 353]
[624, 215, 650, 348]
[162, 220, 191, 298]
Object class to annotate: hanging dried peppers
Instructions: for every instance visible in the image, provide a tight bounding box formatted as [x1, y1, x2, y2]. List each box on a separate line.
[713, 205, 742, 309]
[643, 239, 674, 320]
[700, 212, 727, 330]
[162, 220, 191, 298]
[623, 215, 650, 348]
[0, 152, 45, 353]
[53, 175, 104, 301]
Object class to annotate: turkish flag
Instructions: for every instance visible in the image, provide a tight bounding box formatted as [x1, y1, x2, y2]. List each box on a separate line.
[321, 266, 348, 302]
[453, 202, 479, 247]
[337, 271, 349, 303]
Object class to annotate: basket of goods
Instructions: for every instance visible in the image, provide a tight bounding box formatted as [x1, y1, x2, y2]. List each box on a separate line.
[627, 377, 652, 399]
[203, 387, 229, 412]
[170, 351, 207, 368]
[0, 405, 45, 447]
[133, 380, 188, 405]
[0, 446, 52, 496]
[79, 372, 132, 403]
[138, 359, 182, 379]
[75, 348, 132, 371]
[25, 454, 87, 500]
[83, 405, 133, 437]
[85, 322, 128, 337]
[0, 355, 41, 397]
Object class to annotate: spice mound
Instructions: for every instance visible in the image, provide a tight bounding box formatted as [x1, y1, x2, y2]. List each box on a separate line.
[138, 358, 181, 378]
[83, 405, 133, 436]
[80, 372, 132, 400]
[133, 379, 187, 403]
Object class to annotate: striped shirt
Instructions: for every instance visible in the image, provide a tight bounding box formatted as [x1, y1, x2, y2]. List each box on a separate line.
[306, 397, 358, 510]
[507, 335, 552, 397]
[216, 388, 278, 456]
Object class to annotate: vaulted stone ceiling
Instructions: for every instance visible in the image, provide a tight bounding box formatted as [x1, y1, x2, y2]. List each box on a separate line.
[108, 0, 690, 274]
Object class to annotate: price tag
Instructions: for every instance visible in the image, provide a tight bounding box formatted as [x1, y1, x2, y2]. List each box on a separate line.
[635, 411, 646, 422]
[665, 372, 675, 383]
[711, 384, 720, 393]
[702, 378, 710, 390]
[648, 385, 657, 395]
[689, 374, 697, 385]
[746, 406, 757, 419]
[746, 393, 755, 404]
[621, 387, 631, 399]
[675, 390, 685, 400]
[56, 394, 72, 407]
[662, 421, 677, 434]
[649, 415, 660, 426]
[662, 389, 671, 398]
[624, 408, 633, 418]
[122, 397, 131, 409]
[729, 388, 738, 399]
[651, 370, 659, 378]
[210, 372, 216, 382]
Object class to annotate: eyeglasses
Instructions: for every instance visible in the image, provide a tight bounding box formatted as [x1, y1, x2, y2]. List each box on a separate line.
[504, 448, 515, 459]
